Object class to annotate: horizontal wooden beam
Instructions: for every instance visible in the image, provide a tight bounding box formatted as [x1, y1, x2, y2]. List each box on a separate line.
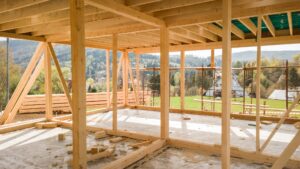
[86, 0, 165, 27]
[0, 0, 48, 13]
[0, 32, 46, 41]
[131, 35, 300, 53]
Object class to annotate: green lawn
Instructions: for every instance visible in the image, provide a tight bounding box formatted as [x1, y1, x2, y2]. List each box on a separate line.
[146, 96, 300, 118]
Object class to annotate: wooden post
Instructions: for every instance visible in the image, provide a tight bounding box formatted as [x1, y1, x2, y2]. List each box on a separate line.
[106, 49, 110, 108]
[112, 33, 118, 133]
[211, 49, 215, 68]
[256, 15, 262, 152]
[160, 26, 169, 139]
[123, 51, 129, 106]
[44, 44, 53, 120]
[135, 53, 140, 105]
[180, 50, 185, 110]
[69, 0, 87, 168]
[221, 0, 232, 168]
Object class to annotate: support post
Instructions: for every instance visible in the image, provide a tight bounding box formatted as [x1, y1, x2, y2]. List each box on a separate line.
[69, 0, 87, 168]
[123, 51, 129, 106]
[256, 15, 262, 152]
[135, 53, 140, 105]
[160, 26, 169, 139]
[211, 49, 215, 68]
[44, 44, 53, 120]
[112, 34, 118, 133]
[180, 50, 185, 110]
[221, 0, 232, 168]
[106, 49, 110, 108]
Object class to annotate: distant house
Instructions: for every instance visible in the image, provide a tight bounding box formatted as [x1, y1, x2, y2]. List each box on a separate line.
[205, 72, 247, 97]
[268, 89, 299, 101]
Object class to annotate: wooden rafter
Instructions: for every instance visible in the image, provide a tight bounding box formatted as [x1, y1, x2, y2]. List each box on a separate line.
[238, 18, 257, 36]
[262, 15, 276, 37]
[171, 27, 206, 43]
[85, 0, 165, 27]
[0, 0, 48, 13]
[287, 11, 293, 36]
[217, 21, 245, 39]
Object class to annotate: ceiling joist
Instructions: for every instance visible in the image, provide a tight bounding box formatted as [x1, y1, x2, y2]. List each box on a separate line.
[262, 15, 276, 37]
[238, 18, 257, 36]
[85, 0, 165, 27]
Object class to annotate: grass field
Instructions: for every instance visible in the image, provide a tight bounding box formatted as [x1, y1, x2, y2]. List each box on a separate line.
[146, 96, 300, 118]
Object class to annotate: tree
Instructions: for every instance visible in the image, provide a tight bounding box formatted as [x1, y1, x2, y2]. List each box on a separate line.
[289, 67, 300, 88]
[148, 74, 160, 94]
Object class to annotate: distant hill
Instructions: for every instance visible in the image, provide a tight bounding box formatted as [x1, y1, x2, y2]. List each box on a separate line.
[1, 39, 299, 70]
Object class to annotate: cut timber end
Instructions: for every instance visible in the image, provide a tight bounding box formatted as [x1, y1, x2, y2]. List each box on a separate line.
[109, 137, 125, 143]
[95, 130, 107, 139]
[35, 122, 58, 129]
[58, 133, 65, 141]
[294, 122, 300, 130]
[261, 121, 272, 125]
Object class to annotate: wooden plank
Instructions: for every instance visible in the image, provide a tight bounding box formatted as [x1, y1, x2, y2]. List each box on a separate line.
[238, 18, 257, 36]
[69, 0, 87, 168]
[287, 12, 293, 36]
[0, 43, 44, 124]
[0, 0, 48, 13]
[256, 15, 262, 152]
[127, 57, 139, 105]
[112, 33, 118, 133]
[0, 118, 46, 134]
[0, 32, 46, 41]
[85, 0, 165, 27]
[180, 50, 185, 110]
[221, 0, 232, 168]
[101, 139, 165, 169]
[262, 15, 275, 37]
[260, 93, 300, 151]
[44, 43, 53, 120]
[123, 51, 129, 105]
[271, 130, 300, 169]
[5, 58, 44, 124]
[160, 26, 169, 139]
[106, 49, 110, 108]
[47, 42, 72, 112]
[135, 53, 140, 105]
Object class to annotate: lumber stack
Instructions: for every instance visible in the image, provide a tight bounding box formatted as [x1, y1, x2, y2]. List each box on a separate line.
[19, 91, 149, 113]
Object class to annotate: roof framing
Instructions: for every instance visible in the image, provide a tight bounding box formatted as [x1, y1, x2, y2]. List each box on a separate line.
[0, 0, 299, 51]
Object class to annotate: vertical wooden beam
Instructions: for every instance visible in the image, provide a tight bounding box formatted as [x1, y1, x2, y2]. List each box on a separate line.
[106, 49, 110, 108]
[160, 26, 169, 139]
[211, 49, 215, 67]
[180, 50, 185, 110]
[44, 44, 53, 120]
[0, 43, 44, 124]
[127, 57, 138, 105]
[48, 43, 72, 112]
[271, 130, 300, 169]
[112, 33, 118, 133]
[256, 15, 262, 152]
[135, 53, 140, 105]
[221, 0, 232, 168]
[123, 51, 129, 106]
[69, 0, 87, 168]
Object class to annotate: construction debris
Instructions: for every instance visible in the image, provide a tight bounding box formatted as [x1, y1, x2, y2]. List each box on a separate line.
[109, 137, 125, 143]
[129, 140, 152, 148]
[294, 122, 300, 129]
[261, 121, 272, 125]
[58, 133, 65, 141]
[35, 122, 58, 129]
[94, 130, 107, 139]
[87, 145, 108, 154]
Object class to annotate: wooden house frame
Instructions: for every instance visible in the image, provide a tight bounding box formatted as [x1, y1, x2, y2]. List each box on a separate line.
[0, 0, 300, 168]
